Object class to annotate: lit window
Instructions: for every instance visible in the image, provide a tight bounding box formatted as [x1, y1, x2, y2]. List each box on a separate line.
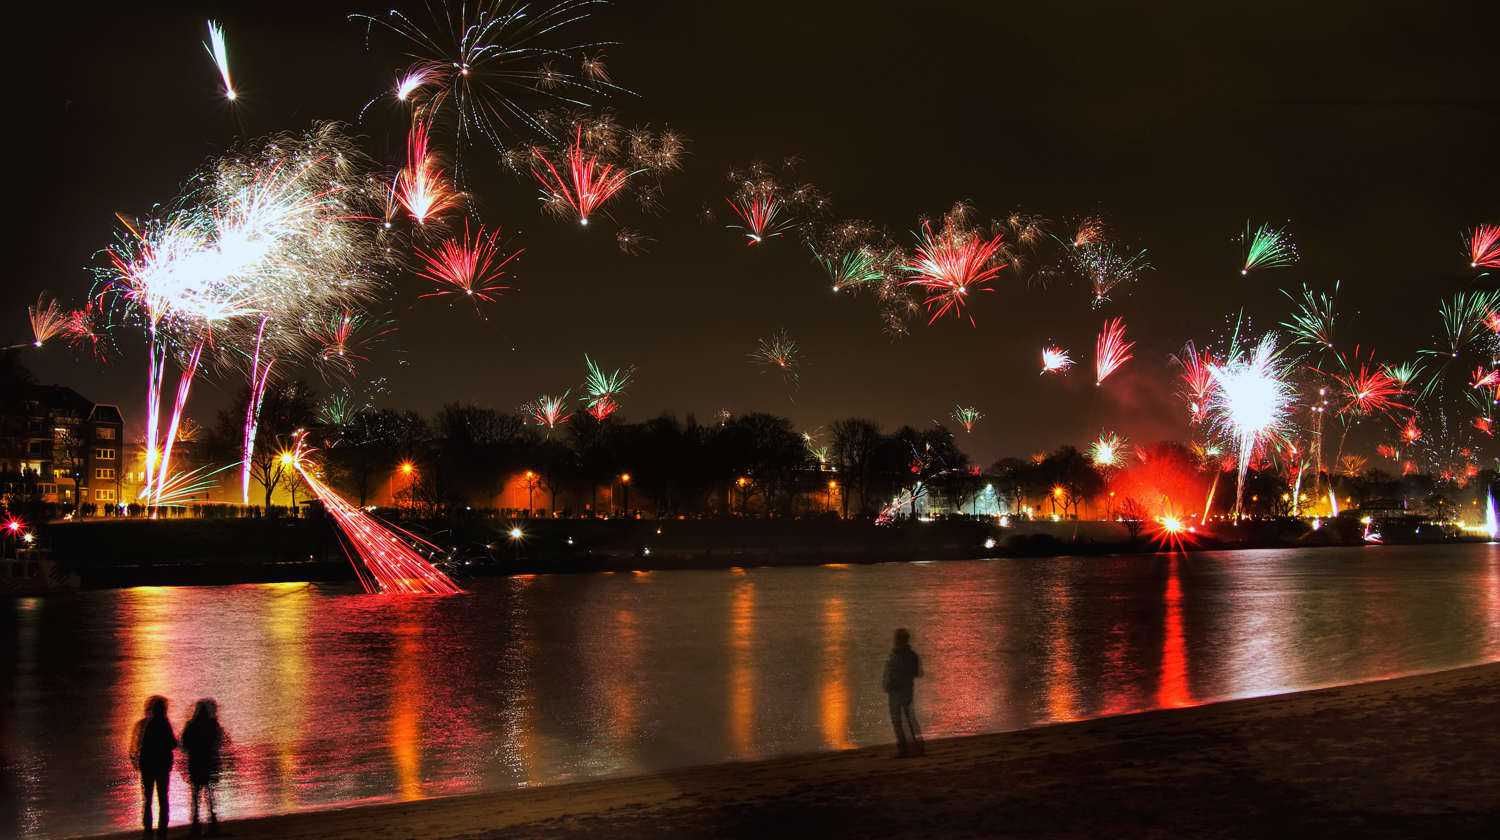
[94, 448, 116, 460]
[95, 468, 116, 480]
[96, 427, 116, 440]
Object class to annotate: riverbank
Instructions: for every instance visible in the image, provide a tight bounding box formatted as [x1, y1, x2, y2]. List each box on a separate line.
[28, 514, 1478, 590]
[84, 662, 1500, 839]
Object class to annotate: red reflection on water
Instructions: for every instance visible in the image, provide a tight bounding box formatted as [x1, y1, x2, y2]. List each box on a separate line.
[1157, 556, 1192, 708]
[921, 578, 1005, 734]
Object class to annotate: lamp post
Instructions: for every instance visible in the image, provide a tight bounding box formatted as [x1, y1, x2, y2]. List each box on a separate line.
[524, 470, 537, 515]
[735, 476, 749, 516]
[399, 461, 415, 515]
[619, 473, 631, 517]
[827, 479, 838, 515]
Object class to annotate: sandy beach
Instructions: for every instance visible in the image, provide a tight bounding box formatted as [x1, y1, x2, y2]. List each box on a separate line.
[82, 661, 1500, 839]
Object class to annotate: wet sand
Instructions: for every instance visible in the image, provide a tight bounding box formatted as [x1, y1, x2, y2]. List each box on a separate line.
[87, 662, 1500, 839]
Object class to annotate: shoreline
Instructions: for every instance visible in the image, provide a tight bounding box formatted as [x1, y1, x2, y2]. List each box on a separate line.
[81, 662, 1500, 839]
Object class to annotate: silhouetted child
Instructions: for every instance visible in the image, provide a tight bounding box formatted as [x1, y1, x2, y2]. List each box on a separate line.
[883, 627, 924, 757]
[181, 698, 227, 836]
[129, 695, 177, 838]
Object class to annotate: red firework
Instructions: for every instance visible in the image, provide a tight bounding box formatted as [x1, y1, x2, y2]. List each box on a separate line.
[416, 221, 523, 309]
[1376, 443, 1399, 459]
[531, 125, 631, 226]
[1401, 418, 1422, 444]
[1333, 348, 1407, 416]
[1471, 366, 1500, 390]
[1173, 342, 1217, 423]
[900, 221, 1007, 326]
[395, 115, 460, 225]
[1474, 417, 1494, 437]
[1095, 317, 1135, 386]
[587, 394, 619, 421]
[1467, 224, 1500, 269]
[725, 190, 789, 245]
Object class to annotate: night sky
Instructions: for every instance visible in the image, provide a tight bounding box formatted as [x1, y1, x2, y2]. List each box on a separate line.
[17, 1, 1500, 464]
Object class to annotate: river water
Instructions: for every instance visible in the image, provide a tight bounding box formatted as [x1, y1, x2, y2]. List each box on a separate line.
[4, 544, 1498, 838]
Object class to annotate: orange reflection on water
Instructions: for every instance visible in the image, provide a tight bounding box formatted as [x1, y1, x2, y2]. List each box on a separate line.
[1157, 556, 1192, 708]
[819, 596, 853, 750]
[1043, 575, 1080, 721]
[390, 624, 424, 801]
[259, 583, 310, 810]
[728, 579, 756, 759]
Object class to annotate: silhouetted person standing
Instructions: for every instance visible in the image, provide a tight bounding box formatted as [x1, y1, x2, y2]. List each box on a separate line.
[883, 627, 924, 757]
[181, 699, 226, 836]
[130, 695, 177, 837]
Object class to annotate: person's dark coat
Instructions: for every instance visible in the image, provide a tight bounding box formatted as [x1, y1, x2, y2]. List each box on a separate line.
[181, 715, 224, 786]
[132, 715, 178, 775]
[883, 645, 922, 702]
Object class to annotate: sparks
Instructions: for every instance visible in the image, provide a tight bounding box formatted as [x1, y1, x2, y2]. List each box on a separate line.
[531, 125, 631, 226]
[1172, 341, 1218, 423]
[524, 391, 574, 430]
[1088, 431, 1128, 467]
[27, 293, 68, 348]
[1333, 347, 1408, 416]
[1204, 333, 1295, 518]
[1041, 345, 1074, 375]
[750, 328, 800, 385]
[415, 220, 522, 309]
[900, 219, 1006, 326]
[726, 190, 791, 245]
[1240, 220, 1298, 275]
[1466, 223, 1500, 270]
[1094, 317, 1135, 386]
[1071, 241, 1150, 307]
[395, 115, 461, 225]
[583, 354, 633, 421]
[395, 62, 442, 102]
[951, 406, 984, 433]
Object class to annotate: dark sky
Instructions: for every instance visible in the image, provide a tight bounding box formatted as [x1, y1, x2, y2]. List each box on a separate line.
[17, 0, 1500, 464]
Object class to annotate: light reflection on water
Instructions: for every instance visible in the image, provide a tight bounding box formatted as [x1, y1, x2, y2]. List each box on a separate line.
[3, 543, 1498, 839]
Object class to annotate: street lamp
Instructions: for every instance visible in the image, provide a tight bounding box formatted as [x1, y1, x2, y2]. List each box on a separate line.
[827, 479, 838, 514]
[523, 470, 537, 515]
[619, 472, 631, 516]
[399, 461, 415, 514]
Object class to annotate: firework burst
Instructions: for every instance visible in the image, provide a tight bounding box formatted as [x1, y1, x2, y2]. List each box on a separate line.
[819, 245, 893, 294]
[1041, 345, 1074, 375]
[396, 115, 461, 225]
[1240, 221, 1298, 275]
[352, 0, 627, 155]
[415, 220, 522, 309]
[951, 405, 983, 433]
[524, 391, 574, 430]
[27, 294, 68, 348]
[531, 124, 632, 226]
[1071, 241, 1150, 307]
[394, 61, 443, 102]
[900, 218, 1006, 326]
[204, 20, 236, 101]
[1094, 317, 1135, 386]
[313, 309, 391, 374]
[1332, 347, 1408, 417]
[583, 354, 632, 420]
[1088, 431, 1128, 467]
[1204, 333, 1295, 517]
[1280, 281, 1340, 363]
[1172, 341, 1218, 423]
[1466, 224, 1500, 270]
[750, 328, 800, 386]
[726, 190, 791, 245]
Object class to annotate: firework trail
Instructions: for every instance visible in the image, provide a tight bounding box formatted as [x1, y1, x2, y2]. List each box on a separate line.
[27, 294, 68, 348]
[396, 115, 461, 225]
[1204, 333, 1295, 518]
[1094, 317, 1134, 386]
[524, 391, 574, 429]
[583, 354, 632, 420]
[152, 341, 205, 506]
[1071, 241, 1150, 307]
[1466, 224, 1500, 270]
[1071, 215, 1107, 248]
[416, 220, 522, 310]
[352, 0, 628, 156]
[1471, 366, 1500, 390]
[1171, 341, 1218, 423]
[531, 124, 631, 225]
[287, 437, 461, 594]
[1088, 431, 1128, 467]
[204, 20, 236, 101]
[750, 328, 800, 386]
[900, 218, 1006, 326]
[1041, 345, 1074, 375]
[615, 227, 653, 255]
[951, 405, 983, 433]
[1239, 221, 1298, 275]
[802, 430, 831, 466]
[240, 317, 275, 504]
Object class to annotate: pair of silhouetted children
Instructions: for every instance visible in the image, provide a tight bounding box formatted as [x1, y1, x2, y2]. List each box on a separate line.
[130, 696, 227, 838]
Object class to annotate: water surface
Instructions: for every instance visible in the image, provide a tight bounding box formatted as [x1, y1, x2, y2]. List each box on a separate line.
[4, 544, 1498, 838]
